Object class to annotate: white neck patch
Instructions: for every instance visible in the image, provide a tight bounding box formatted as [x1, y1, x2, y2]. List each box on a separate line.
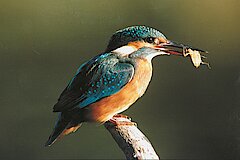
[145, 51, 169, 62]
[112, 45, 137, 56]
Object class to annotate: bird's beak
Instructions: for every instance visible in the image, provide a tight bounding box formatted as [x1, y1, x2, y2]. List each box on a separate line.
[154, 41, 208, 56]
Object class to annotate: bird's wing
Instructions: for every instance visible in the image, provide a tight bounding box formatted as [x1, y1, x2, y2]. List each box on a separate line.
[53, 53, 134, 112]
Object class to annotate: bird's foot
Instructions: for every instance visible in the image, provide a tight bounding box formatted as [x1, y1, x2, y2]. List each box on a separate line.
[109, 115, 136, 126]
[109, 119, 137, 126]
[113, 114, 131, 121]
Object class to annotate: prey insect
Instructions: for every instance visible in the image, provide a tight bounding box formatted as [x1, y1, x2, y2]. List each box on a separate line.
[183, 48, 210, 69]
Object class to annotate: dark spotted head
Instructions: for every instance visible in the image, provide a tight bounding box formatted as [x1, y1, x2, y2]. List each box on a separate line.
[105, 26, 167, 52]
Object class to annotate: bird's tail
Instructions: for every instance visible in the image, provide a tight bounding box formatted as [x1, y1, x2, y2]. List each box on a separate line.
[45, 112, 82, 147]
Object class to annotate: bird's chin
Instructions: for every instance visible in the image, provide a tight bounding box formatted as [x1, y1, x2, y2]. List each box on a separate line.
[145, 51, 169, 61]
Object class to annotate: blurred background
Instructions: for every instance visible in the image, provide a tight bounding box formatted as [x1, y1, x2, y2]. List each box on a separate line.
[0, 0, 239, 159]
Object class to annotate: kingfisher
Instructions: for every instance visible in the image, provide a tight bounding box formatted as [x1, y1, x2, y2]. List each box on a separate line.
[45, 26, 206, 146]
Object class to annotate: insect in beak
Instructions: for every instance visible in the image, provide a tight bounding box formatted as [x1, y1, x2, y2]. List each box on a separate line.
[155, 41, 210, 68]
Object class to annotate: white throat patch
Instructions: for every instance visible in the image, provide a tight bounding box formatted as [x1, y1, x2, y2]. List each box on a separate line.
[112, 46, 137, 56]
[145, 51, 169, 62]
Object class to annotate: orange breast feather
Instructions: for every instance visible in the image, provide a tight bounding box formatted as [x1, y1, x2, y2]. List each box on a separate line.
[85, 59, 152, 123]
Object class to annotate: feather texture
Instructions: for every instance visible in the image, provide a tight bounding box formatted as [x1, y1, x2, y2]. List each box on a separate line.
[53, 53, 134, 112]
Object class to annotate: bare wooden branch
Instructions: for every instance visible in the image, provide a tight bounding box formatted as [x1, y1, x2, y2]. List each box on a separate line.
[104, 115, 159, 160]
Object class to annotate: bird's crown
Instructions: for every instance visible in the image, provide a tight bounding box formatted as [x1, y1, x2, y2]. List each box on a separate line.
[105, 26, 166, 52]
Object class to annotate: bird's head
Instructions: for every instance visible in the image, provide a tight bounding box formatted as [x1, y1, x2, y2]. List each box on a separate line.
[106, 26, 206, 60]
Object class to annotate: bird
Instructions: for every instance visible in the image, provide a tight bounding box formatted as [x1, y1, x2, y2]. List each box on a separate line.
[45, 26, 206, 146]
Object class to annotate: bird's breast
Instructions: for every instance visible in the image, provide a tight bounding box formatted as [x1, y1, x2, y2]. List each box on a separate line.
[84, 58, 153, 123]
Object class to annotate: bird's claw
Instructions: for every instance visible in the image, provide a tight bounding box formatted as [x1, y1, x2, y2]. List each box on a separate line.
[113, 114, 131, 121]
[109, 114, 136, 126]
[109, 119, 137, 126]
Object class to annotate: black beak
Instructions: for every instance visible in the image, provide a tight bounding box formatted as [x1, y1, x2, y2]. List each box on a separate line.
[160, 41, 208, 56]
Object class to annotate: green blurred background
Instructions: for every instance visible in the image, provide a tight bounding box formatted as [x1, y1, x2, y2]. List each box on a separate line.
[0, 0, 239, 159]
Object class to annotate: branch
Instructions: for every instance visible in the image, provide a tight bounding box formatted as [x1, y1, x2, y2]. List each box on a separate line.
[104, 115, 159, 160]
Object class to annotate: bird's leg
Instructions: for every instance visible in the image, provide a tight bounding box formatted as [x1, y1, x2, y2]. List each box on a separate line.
[113, 114, 131, 120]
[109, 114, 136, 126]
[109, 119, 137, 126]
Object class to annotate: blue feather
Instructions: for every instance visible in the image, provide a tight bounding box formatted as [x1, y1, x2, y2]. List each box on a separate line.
[53, 53, 134, 112]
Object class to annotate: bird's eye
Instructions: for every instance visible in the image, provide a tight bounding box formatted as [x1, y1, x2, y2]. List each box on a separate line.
[145, 37, 155, 43]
